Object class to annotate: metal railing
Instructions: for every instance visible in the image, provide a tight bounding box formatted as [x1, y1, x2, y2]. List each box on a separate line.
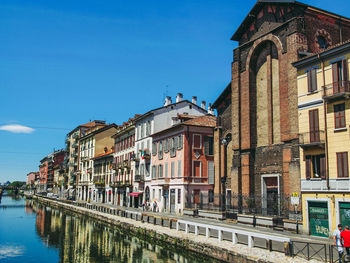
[299, 130, 325, 145]
[323, 81, 350, 98]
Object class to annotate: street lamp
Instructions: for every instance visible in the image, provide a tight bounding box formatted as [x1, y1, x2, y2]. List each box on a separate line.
[221, 134, 231, 212]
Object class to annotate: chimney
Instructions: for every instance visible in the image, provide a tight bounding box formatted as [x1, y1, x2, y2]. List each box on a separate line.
[208, 103, 214, 115]
[164, 96, 172, 106]
[176, 93, 183, 103]
[192, 96, 197, 105]
[201, 101, 206, 110]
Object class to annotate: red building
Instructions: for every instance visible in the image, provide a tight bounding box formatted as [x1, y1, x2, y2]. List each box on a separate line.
[149, 115, 216, 214]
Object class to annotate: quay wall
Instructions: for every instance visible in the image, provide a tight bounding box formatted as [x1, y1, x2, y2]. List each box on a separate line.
[33, 196, 316, 263]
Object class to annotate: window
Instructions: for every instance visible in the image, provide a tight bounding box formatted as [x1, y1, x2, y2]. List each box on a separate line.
[193, 134, 201, 149]
[158, 141, 163, 160]
[177, 189, 181, 204]
[309, 109, 320, 142]
[158, 164, 163, 178]
[305, 155, 325, 179]
[337, 152, 349, 178]
[317, 36, 329, 49]
[177, 160, 181, 177]
[164, 163, 168, 178]
[152, 142, 157, 155]
[193, 161, 201, 177]
[332, 59, 348, 93]
[170, 137, 176, 157]
[334, 103, 346, 129]
[153, 189, 155, 199]
[177, 135, 183, 149]
[141, 123, 144, 138]
[152, 165, 156, 179]
[171, 162, 175, 178]
[307, 68, 317, 93]
[208, 161, 215, 184]
[164, 139, 169, 153]
[204, 136, 214, 155]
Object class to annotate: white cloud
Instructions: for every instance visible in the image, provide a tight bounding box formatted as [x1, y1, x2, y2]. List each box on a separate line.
[0, 124, 35, 134]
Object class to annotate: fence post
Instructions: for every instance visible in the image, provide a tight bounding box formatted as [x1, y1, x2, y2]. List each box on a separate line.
[284, 241, 292, 257]
[307, 243, 310, 261]
[324, 244, 327, 262]
[248, 236, 254, 248]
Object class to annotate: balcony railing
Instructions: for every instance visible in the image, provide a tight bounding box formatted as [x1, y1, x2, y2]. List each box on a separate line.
[72, 143, 78, 148]
[301, 178, 350, 192]
[134, 174, 144, 182]
[323, 81, 350, 100]
[72, 132, 79, 139]
[299, 130, 325, 148]
[71, 153, 78, 158]
[123, 160, 131, 168]
[93, 176, 105, 186]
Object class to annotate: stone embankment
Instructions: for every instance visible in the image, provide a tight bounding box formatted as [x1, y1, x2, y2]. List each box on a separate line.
[34, 196, 322, 263]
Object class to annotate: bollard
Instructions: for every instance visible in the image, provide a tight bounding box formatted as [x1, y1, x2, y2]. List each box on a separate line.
[266, 240, 272, 251]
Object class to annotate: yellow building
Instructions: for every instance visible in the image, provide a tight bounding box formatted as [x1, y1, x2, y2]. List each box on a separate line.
[294, 42, 350, 237]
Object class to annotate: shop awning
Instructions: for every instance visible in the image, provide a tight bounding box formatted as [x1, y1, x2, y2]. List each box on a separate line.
[129, 192, 142, 197]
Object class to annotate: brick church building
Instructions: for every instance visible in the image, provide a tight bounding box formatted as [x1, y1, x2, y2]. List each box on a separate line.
[213, 0, 350, 216]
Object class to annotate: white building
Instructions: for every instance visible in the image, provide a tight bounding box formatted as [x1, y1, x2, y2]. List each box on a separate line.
[134, 93, 212, 205]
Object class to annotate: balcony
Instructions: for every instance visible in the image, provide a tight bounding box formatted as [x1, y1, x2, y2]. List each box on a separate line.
[301, 178, 350, 192]
[65, 137, 70, 144]
[123, 160, 131, 168]
[134, 174, 144, 182]
[72, 143, 78, 148]
[157, 177, 170, 185]
[299, 131, 325, 149]
[323, 81, 350, 101]
[81, 156, 89, 161]
[71, 153, 78, 158]
[72, 132, 79, 139]
[69, 162, 76, 167]
[93, 176, 105, 187]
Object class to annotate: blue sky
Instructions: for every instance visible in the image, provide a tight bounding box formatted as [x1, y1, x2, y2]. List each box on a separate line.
[0, 0, 348, 182]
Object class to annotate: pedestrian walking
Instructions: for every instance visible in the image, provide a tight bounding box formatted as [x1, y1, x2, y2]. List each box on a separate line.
[142, 201, 146, 211]
[334, 224, 344, 263]
[153, 200, 157, 212]
[341, 225, 350, 255]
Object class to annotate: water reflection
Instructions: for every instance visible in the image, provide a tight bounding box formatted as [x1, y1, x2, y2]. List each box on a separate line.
[25, 200, 221, 263]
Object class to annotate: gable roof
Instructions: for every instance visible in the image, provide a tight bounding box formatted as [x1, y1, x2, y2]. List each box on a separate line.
[134, 100, 208, 123]
[231, 0, 350, 41]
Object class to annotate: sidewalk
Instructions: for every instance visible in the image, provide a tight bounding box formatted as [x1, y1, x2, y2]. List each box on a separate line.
[83, 200, 331, 245]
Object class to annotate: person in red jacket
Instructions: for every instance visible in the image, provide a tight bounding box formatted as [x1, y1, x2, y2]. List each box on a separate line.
[341, 225, 350, 254]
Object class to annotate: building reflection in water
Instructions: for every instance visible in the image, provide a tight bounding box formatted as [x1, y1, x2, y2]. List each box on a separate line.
[25, 200, 217, 263]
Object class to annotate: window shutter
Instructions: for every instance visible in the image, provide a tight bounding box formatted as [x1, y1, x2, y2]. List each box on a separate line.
[178, 160, 181, 177]
[333, 63, 339, 91]
[337, 153, 343, 178]
[204, 136, 209, 155]
[307, 70, 312, 92]
[305, 156, 311, 179]
[343, 59, 348, 84]
[311, 69, 317, 92]
[174, 136, 178, 149]
[344, 152, 349, 178]
[320, 155, 326, 179]
[171, 162, 175, 178]
[208, 161, 214, 184]
[165, 163, 168, 178]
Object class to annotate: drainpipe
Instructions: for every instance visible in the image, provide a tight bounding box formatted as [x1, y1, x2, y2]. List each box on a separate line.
[321, 55, 330, 190]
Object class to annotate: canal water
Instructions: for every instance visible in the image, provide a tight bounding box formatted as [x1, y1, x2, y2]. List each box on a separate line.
[0, 195, 223, 263]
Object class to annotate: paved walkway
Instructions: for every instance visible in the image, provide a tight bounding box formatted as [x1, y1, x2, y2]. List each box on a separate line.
[81, 201, 331, 245]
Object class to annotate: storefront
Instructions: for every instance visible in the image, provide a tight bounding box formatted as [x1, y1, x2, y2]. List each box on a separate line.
[308, 201, 329, 237]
